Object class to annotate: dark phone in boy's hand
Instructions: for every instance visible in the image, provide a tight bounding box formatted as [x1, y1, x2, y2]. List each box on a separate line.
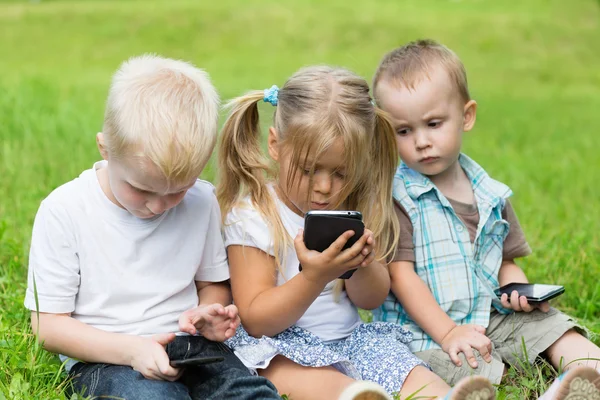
[301, 211, 364, 280]
[169, 356, 225, 368]
[494, 283, 565, 305]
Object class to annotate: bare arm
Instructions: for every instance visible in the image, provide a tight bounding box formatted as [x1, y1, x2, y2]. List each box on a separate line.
[345, 261, 390, 310]
[32, 312, 156, 364]
[389, 261, 456, 344]
[498, 259, 528, 286]
[196, 281, 232, 306]
[228, 245, 326, 338]
[389, 260, 492, 367]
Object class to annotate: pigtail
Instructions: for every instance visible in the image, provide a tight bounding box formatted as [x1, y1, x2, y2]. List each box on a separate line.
[217, 91, 268, 218]
[370, 108, 400, 262]
[217, 91, 291, 273]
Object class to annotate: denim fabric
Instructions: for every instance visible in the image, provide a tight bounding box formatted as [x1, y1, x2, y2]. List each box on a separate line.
[69, 335, 280, 400]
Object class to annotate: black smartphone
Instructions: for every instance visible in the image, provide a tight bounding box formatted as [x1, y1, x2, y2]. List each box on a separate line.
[301, 210, 365, 280]
[494, 283, 565, 305]
[169, 356, 225, 368]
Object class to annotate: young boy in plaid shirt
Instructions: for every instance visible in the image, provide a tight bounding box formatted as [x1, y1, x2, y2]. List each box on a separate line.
[372, 39, 600, 399]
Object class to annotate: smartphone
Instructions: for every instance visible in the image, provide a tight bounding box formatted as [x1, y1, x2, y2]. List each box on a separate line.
[494, 283, 565, 305]
[301, 210, 365, 279]
[169, 356, 225, 368]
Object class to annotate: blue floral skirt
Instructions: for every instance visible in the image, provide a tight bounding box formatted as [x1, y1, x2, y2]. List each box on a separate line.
[226, 322, 427, 394]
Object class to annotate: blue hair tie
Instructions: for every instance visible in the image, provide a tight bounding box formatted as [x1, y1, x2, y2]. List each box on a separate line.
[263, 85, 279, 106]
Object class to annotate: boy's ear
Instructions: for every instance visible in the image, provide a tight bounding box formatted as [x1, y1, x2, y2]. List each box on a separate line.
[463, 100, 477, 132]
[267, 127, 280, 161]
[96, 132, 109, 160]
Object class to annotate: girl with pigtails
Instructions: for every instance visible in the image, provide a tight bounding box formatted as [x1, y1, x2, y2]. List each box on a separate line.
[217, 66, 496, 400]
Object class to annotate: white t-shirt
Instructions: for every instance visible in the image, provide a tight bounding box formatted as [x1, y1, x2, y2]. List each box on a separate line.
[24, 161, 229, 337]
[223, 193, 361, 342]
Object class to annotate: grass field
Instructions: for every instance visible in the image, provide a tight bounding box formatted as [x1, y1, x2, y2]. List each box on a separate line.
[1, 0, 599, 398]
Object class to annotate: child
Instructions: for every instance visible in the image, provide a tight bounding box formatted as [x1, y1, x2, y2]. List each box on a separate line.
[372, 39, 600, 399]
[217, 66, 497, 400]
[24, 55, 280, 400]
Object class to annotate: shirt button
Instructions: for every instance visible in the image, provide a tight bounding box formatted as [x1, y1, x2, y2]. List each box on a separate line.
[456, 224, 464, 233]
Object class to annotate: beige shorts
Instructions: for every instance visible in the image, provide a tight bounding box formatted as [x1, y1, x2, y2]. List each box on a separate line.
[415, 308, 585, 385]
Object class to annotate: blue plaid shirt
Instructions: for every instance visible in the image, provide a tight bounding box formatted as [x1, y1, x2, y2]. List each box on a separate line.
[373, 154, 514, 352]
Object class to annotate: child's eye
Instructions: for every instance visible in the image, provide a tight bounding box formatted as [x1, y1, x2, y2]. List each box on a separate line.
[428, 120, 442, 128]
[335, 171, 346, 179]
[396, 127, 410, 136]
[300, 167, 311, 175]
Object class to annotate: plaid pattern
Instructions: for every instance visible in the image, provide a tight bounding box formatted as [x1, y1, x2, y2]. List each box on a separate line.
[373, 154, 514, 352]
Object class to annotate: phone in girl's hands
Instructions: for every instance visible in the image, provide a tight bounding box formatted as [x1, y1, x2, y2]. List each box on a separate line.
[301, 211, 364, 279]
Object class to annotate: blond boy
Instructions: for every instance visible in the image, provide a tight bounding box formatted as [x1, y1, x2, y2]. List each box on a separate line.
[372, 40, 600, 399]
[24, 55, 279, 399]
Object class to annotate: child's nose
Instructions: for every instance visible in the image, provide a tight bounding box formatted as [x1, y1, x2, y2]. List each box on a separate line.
[147, 198, 167, 214]
[313, 174, 332, 194]
[415, 130, 432, 150]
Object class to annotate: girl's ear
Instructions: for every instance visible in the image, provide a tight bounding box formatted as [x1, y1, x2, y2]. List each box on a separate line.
[96, 132, 109, 160]
[267, 127, 280, 161]
[463, 100, 477, 132]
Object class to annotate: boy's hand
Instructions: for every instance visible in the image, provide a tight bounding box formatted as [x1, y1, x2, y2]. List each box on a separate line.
[440, 325, 493, 369]
[130, 333, 182, 381]
[295, 228, 375, 284]
[500, 290, 550, 313]
[178, 303, 240, 342]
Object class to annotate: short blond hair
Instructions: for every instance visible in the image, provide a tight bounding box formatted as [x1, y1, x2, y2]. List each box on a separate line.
[103, 54, 220, 186]
[373, 39, 470, 104]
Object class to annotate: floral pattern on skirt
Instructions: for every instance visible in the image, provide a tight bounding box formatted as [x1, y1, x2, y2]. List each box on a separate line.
[226, 322, 427, 394]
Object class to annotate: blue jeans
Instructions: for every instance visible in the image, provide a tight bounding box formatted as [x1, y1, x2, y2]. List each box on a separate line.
[69, 335, 279, 400]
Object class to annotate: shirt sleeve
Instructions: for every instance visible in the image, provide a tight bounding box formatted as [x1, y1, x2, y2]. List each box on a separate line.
[195, 194, 230, 283]
[24, 200, 80, 314]
[223, 202, 275, 256]
[391, 200, 416, 263]
[502, 199, 532, 260]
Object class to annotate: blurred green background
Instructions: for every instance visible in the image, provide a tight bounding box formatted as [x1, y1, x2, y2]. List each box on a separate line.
[0, 0, 599, 398]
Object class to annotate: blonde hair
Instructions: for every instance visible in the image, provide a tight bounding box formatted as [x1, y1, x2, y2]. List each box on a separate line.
[373, 39, 470, 104]
[103, 54, 220, 186]
[218, 66, 400, 291]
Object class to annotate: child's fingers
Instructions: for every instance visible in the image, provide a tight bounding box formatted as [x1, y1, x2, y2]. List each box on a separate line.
[447, 346, 462, 367]
[360, 250, 376, 267]
[500, 293, 511, 309]
[510, 290, 522, 311]
[179, 321, 197, 335]
[336, 232, 369, 263]
[460, 345, 478, 369]
[519, 296, 534, 312]
[537, 301, 551, 313]
[225, 304, 239, 319]
[473, 325, 487, 335]
[324, 230, 356, 258]
[343, 253, 367, 270]
[293, 229, 309, 253]
[155, 355, 181, 381]
[473, 337, 493, 363]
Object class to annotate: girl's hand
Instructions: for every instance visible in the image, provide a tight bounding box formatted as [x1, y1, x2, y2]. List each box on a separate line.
[178, 304, 240, 342]
[129, 333, 183, 381]
[359, 229, 376, 267]
[294, 228, 374, 284]
[500, 290, 550, 313]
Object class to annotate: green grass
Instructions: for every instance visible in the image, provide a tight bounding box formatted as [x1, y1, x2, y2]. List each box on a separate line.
[0, 0, 599, 398]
